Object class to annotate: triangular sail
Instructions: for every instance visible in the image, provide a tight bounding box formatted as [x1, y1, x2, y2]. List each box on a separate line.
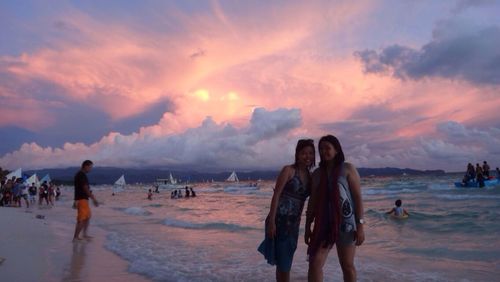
[40, 174, 51, 184]
[114, 175, 126, 186]
[169, 173, 177, 184]
[5, 168, 22, 180]
[24, 173, 40, 187]
[226, 171, 239, 182]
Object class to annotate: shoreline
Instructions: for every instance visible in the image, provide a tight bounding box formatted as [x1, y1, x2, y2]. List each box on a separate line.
[0, 205, 149, 282]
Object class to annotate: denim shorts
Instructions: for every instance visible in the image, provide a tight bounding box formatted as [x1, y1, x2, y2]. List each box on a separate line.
[337, 231, 355, 246]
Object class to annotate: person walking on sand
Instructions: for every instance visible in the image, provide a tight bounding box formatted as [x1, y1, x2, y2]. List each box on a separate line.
[29, 183, 37, 205]
[258, 139, 315, 282]
[39, 181, 50, 206]
[19, 180, 29, 208]
[73, 160, 99, 242]
[305, 135, 365, 282]
[48, 182, 55, 206]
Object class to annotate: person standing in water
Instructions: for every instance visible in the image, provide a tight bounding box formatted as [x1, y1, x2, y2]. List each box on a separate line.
[73, 160, 99, 242]
[386, 199, 409, 217]
[305, 135, 365, 282]
[482, 161, 490, 178]
[258, 139, 315, 282]
[476, 163, 485, 187]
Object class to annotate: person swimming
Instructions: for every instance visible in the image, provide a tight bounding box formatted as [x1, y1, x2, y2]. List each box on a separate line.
[386, 199, 409, 217]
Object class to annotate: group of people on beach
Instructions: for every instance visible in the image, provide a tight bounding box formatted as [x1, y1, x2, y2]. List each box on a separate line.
[170, 186, 196, 199]
[461, 161, 500, 187]
[0, 177, 61, 208]
[259, 135, 364, 282]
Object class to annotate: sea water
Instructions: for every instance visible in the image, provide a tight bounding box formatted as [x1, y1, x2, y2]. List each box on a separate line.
[59, 174, 500, 281]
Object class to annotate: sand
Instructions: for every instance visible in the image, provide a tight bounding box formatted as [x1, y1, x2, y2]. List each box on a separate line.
[0, 205, 149, 282]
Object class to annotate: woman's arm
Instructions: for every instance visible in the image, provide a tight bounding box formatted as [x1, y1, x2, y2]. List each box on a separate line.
[266, 165, 292, 238]
[304, 170, 318, 245]
[385, 208, 395, 214]
[346, 162, 364, 246]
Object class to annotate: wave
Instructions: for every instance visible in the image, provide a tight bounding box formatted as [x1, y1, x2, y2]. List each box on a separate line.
[198, 187, 224, 193]
[124, 207, 152, 216]
[224, 186, 259, 192]
[363, 188, 420, 195]
[427, 183, 455, 191]
[435, 194, 500, 200]
[163, 217, 256, 231]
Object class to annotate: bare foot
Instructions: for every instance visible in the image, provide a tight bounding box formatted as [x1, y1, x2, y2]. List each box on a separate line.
[83, 235, 94, 241]
[72, 237, 84, 242]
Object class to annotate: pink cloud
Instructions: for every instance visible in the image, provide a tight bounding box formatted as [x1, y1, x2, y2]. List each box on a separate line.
[1, 1, 499, 171]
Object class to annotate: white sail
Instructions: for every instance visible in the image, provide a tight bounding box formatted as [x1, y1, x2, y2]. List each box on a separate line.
[5, 168, 22, 180]
[169, 173, 177, 184]
[225, 171, 239, 182]
[40, 174, 51, 184]
[114, 175, 126, 186]
[24, 173, 40, 187]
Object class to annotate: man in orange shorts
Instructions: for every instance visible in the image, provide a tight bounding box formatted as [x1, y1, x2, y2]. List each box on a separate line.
[73, 160, 99, 242]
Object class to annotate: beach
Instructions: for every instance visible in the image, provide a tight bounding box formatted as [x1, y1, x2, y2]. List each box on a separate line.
[0, 204, 148, 282]
[1, 175, 499, 281]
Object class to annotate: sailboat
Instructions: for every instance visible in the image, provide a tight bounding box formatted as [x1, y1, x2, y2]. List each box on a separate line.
[24, 173, 40, 187]
[155, 172, 183, 190]
[5, 168, 22, 180]
[223, 171, 259, 192]
[113, 174, 126, 194]
[225, 171, 239, 182]
[40, 174, 51, 184]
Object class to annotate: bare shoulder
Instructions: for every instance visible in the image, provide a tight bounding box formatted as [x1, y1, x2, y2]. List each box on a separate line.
[344, 162, 360, 177]
[280, 165, 295, 178]
[344, 162, 358, 172]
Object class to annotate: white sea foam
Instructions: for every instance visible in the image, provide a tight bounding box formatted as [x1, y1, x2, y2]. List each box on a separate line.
[124, 206, 152, 216]
[162, 217, 255, 231]
[363, 188, 420, 195]
[435, 194, 500, 200]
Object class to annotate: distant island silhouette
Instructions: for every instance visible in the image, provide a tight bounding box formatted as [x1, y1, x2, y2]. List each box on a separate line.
[19, 166, 447, 185]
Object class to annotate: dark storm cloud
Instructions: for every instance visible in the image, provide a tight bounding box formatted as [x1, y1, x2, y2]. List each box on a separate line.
[355, 25, 500, 85]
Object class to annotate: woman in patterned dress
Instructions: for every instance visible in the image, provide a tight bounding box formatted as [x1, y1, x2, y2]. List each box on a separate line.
[259, 139, 315, 281]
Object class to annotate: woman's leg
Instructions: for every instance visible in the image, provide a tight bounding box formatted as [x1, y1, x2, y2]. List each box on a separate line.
[308, 247, 330, 282]
[276, 269, 290, 282]
[336, 244, 356, 282]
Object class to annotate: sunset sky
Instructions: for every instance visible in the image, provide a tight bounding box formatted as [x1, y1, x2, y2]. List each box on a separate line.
[1, 0, 499, 172]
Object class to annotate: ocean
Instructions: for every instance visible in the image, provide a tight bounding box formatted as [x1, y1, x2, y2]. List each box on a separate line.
[54, 174, 500, 281]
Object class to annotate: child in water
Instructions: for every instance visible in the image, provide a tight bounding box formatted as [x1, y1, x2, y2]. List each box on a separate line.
[386, 199, 409, 217]
[147, 189, 153, 200]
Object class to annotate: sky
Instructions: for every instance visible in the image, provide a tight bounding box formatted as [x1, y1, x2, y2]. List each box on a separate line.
[1, 0, 500, 172]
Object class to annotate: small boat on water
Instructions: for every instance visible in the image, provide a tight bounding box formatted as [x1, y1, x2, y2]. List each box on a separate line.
[155, 173, 184, 190]
[454, 178, 499, 188]
[113, 174, 126, 194]
[223, 171, 259, 192]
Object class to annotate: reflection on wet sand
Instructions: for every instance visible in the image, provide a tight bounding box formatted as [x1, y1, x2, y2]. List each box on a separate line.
[63, 242, 87, 282]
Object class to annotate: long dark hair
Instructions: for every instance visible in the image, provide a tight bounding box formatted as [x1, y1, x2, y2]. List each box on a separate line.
[318, 135, 345, 168]
[294, 139, 315, 170]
